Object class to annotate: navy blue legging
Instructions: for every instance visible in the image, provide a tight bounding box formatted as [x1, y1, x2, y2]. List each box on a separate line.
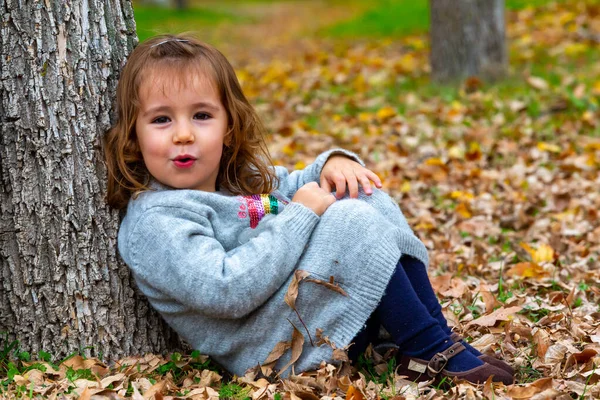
[348, 255, 451, 361]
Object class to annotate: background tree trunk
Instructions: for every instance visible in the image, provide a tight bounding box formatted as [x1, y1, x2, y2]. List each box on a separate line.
[0, 0, 181, 360]
[430, 0, 507, 83]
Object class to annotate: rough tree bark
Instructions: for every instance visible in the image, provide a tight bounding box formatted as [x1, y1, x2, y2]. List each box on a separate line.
[0, 0, 181, 360]
[430, 0, 507, 82]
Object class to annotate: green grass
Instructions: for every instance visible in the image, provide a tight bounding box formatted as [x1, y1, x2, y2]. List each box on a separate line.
[324, 0, 571, 39]
[133, 5, 244, 42]
[324, 0, 429, 38]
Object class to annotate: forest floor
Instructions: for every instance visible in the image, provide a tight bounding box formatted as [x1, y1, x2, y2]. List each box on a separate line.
[2, 0, 600, 398]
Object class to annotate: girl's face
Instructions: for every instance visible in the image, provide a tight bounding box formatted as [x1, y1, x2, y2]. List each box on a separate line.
[135, 71, 228, 192]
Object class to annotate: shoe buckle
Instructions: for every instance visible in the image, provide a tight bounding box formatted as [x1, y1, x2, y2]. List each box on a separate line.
[427, 353, 449, 376]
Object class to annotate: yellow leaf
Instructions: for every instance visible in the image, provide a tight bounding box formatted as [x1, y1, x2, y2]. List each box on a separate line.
[282, 144, 295, 157]
[376, 106, 396, 121]
[294, 161, 306, 170]
[353, 75, 367, 92]
[592, 81, 600, 96]
[405, 37, 425, 50]
[450, 191, 474, 201]
[584, 141, 600, 151]
[425, 157, 445, 166]
[455, 202, 472, 219]
[451, 100, 463, 110]
[346, 386, 365, 400]
[537, 142, 561, 153]
[400, 181, 411, 193]
[520, 243, 555, 263]
[565, 43, 588, 57]
[506, 262, 549, 279]
[358, 112, 371, 122]
[448, 145, 464, 159]
[466, 142, 482, 161]
[283, 79, 298, 90]
[559, 11, 575, 25]
[397, 53, 417, 73]
[415, 222, 434, 231]
[582, 110, 595, 124]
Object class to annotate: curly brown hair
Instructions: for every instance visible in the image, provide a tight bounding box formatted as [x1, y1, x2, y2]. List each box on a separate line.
[103, 34, 277, 209]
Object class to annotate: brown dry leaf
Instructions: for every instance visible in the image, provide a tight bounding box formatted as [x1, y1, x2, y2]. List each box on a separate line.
[278, 323, 305, 376]
[527, 76, 550, 90]
[570, 348, 598, 364]
[544, 343, 568, 364]
[533, 329, 551, 358]
[507, 377, 554, 398]
[430, 273, 452, 293]
[305, 277, 348, 296]
[100, 373, 126, 389]
[332, 349, 349, 362]
[264, 340, 292, 365]
[440, 277, 469, 298]
[466, 306, 523, 327]
[482, 375, 496, 399]
[285, 270, 311, 310]
[79, 387, 92, 400]
[142, 379, 166, 399]
[479, 283, 502, 313]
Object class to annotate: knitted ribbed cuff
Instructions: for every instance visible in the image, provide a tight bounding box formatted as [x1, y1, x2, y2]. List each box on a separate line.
[281, 202, 320, 240]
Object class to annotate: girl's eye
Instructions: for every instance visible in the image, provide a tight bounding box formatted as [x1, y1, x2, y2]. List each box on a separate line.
[151, 116, 170, 124]
[194, 112, 211, 121]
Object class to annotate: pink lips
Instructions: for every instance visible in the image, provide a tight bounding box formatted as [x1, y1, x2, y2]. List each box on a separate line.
[173, 154, 197, 168]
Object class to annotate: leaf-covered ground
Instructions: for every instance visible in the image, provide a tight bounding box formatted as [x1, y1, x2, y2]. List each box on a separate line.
[2, 1, 600, 398]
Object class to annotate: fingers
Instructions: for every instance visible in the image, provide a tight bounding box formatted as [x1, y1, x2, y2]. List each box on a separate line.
[331, 173, 347, 199]
[320, 178, 332, 194]
[345, 169, 359, 199]
[365, 170, 383, 189]
[320, 161, 383, 198]
[358, 174, 373, 195]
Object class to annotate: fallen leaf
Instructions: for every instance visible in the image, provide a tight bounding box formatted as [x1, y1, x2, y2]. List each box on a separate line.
[263, 340, 292, 365]
[506, 262, 549, 279]
[277, 322, 305, 376]
[285, 270, 311, 311]
[533, 329, 551, 358]
[520, 243, 555, 263]
[466, 306, 523, 327]
[305, 278, 347, 296]
[527, 76, 549, 90]
[346, 385, 365, 400]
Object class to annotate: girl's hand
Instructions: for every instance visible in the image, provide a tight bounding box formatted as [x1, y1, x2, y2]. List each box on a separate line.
[292, 182, 336, 216]
[320, 155, 382, 199]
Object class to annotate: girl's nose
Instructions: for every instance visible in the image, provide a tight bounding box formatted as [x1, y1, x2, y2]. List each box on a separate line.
[173, 122, 195, 144]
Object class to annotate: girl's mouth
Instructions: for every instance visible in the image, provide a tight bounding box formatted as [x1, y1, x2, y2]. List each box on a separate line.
[173, 155, 196, 168]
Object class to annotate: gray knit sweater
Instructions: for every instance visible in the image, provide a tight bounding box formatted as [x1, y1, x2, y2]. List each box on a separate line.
[118, 149, 428, 377]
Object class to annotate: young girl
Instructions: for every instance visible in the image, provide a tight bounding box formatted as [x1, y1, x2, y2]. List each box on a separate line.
[104, 34, 514, 386]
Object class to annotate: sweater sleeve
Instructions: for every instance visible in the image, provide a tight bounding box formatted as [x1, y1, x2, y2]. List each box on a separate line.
[125, 202, 320, 319]
[275, 148, 365, 198]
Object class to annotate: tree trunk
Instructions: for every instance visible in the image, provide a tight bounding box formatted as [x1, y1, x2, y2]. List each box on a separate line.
[174, 0, 187, 10]
[0, 0, 182, 361]
[430, 0, 507, 83]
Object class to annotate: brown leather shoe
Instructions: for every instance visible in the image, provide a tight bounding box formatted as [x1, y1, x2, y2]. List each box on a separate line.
[450, 333, 515, 376]
[395, 342, 514, 388]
